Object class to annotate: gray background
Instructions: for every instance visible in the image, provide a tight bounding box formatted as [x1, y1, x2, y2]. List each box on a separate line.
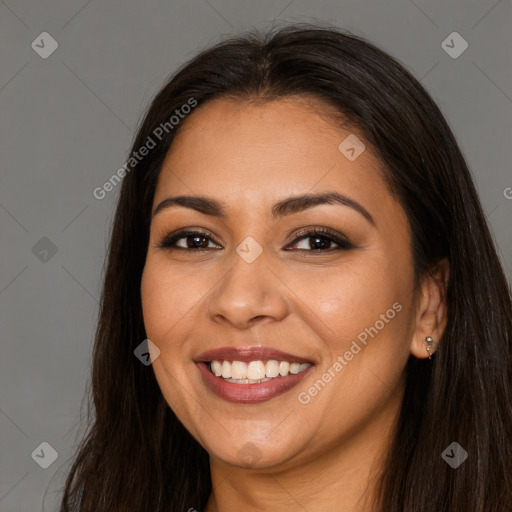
[1, 1, 511, 511]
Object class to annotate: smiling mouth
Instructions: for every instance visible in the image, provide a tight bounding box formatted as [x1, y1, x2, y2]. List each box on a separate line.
[207, 359, 313, 384]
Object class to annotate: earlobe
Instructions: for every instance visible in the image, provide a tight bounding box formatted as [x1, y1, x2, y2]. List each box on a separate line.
[409, 258, 449, 359]
[411, 334, 439, 360]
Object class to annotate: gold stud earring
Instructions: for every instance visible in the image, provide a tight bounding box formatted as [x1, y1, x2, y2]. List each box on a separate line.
[425, 336, 434, 359]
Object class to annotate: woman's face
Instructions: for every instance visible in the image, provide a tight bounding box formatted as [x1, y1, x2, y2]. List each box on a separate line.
[141, 96, 434, 470]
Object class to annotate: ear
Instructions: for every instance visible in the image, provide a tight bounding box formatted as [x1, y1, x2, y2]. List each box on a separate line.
[410, 258, 450, 359]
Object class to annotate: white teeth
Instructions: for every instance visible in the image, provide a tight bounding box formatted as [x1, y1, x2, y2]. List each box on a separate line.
[221, 360, 231, 379]
[265, 360, 280, 378]
[208, 359, 312, 381]
[247, 361, 266, 380]
[279, 361, 290, 376]
[289, 362, 300, 374]
[231, 361, 247, 380]
[211, 360, 222, 377]
[224, 377, 273, 384]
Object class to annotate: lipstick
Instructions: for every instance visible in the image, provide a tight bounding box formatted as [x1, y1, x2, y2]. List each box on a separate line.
[194, 346, 315, 404]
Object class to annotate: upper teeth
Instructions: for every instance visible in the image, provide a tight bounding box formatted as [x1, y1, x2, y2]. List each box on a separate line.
[209, 360, 311, 380]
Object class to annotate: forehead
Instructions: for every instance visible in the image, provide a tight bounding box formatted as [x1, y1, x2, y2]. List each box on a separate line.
[153, 96, 392, 220]
[164, 95, 360, 169]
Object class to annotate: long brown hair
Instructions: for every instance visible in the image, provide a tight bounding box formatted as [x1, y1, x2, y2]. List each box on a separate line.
[59, 23, 512, 512]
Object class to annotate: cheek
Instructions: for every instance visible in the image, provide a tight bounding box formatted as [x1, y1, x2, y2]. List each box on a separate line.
[309, 257, 413, 393]
[140, 257, 206, 344]
[140, 259, 203, 429]
[300, 267, 411, 429]
[141, 263, 172, 341]
[311, 259, 404, 335]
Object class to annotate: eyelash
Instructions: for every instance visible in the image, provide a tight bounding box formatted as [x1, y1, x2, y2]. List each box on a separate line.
[156, 227, 355, 253]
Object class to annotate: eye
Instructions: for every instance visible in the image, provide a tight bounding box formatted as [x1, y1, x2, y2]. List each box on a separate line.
[156, 227, 355, 253]
[156, 229, 221, 251]
[286, 227, 355, 252]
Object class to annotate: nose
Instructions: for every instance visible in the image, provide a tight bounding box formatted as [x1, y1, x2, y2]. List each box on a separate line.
[206, 250, 289, 330]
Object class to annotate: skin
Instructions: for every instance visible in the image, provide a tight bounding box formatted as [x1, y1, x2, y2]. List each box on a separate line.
[140, 95, 449, 512]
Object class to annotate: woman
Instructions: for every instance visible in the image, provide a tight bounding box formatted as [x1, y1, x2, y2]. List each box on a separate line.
[59, 24, 512, 512]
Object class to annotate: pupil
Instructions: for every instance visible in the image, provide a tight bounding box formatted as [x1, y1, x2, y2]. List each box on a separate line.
[188, 235, 208, 248]
[310, 236, 329, 250]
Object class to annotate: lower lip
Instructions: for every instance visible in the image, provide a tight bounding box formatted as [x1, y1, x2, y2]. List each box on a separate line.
[196, 362, 315, 404]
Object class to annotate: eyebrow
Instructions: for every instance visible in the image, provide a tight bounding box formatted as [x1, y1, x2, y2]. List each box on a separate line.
[152, 192, 375, 226]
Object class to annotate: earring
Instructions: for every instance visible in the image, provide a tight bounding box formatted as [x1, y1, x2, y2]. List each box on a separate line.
[425, 336, 434, 359]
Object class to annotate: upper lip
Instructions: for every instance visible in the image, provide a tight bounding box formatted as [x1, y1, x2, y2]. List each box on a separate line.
[195, 346, 314, 364]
